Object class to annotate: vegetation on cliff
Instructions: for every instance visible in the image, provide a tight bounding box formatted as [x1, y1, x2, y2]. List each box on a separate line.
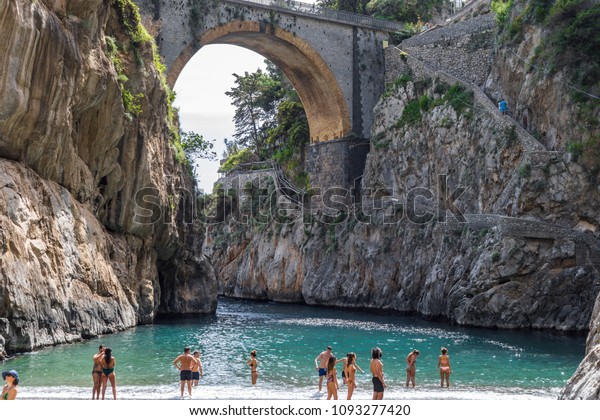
[494, 0, 599, 102]
[493, 0, 599, 171]
[107, 0, 214, 171]
[317, 0, 450, 42]
[383, 74, 474, 134]
[220, 61, 309, 187]
[318, 0, 447, 21]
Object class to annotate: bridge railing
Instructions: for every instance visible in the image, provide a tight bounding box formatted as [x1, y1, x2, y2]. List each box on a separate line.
[224, 0, 404, 33]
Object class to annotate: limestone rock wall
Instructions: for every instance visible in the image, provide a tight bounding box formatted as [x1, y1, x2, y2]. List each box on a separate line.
[559, 296, 600, 399]
[484, 1, 599, 152]
[203, 7, 600, 398]
[205, 73, 600, 331]
[0, 0, 217, 358]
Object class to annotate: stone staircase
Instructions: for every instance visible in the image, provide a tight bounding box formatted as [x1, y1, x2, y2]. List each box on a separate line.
[390, 46, 569, 215]
[391, 45, 547, 153]
[386, 46, 600, 267]
[219, 159, 305, 207]
[270, 160, 305, 206]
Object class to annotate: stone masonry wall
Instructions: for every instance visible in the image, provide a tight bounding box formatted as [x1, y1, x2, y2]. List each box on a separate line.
[400, 13, 496, 87]
[306, 137, 370, 194]
[355, 27, 388, 138]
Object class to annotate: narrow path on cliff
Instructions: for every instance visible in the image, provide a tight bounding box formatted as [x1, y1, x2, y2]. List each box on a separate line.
[385, 47, 600, 268]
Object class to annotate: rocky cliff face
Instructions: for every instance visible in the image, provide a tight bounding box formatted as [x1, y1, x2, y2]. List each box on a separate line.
[560, 297, 600, 399]
[205, 0, 600, 371]
[204, 3, 600, 398]
[206, 73, 600, 331]
[0, 0, 217, 358]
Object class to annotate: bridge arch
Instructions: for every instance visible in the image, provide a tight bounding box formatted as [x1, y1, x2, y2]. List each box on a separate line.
[168, 21, 351, 143]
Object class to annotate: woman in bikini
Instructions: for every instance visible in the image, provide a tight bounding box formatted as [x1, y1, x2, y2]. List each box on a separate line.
[337, 353, 364, 386]
[1, 370, 19, 400]
[405, 349, 420, 387]
[437, 347, 452, 387]
[326, 356, 338, 400]
[370, 347, 386, 400]
[345, 352, 359, 400]
[247, 350, 258, 385]
[100, 347, 117, 400]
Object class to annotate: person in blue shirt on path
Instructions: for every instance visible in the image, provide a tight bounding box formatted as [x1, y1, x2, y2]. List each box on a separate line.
[499, 99, 508, 115]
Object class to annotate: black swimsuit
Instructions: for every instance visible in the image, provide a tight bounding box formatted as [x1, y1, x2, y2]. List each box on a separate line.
[372, 377, 384, 392]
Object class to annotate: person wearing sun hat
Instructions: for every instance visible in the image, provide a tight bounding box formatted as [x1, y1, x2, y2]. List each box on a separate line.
[1, 370, 19, 400]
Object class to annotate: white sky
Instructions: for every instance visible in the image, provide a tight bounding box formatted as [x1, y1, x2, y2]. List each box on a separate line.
[173, 0, 319, 193]
[173, 45, 267, 193]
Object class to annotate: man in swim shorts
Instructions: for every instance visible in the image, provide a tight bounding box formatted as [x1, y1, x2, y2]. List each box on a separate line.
[314, 346, 333, 392]
[192, 351, 203, 386]
[91, 344, 104, 400]
[173, 347, 198, 397]
[370, 347, 386, 400]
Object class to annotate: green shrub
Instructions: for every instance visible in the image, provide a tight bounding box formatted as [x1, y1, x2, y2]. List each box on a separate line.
[384, 73, 412, 98]
[438, 116, 453, 128]
[518, 162, 532, 178]
[395, 99, 422, 129]
[219, 148, 256, 172]
[491, 251, 501, 263]
[530, 0, 554, 22]
[504, 126, 519, 148]
[418, 95, 433, 112]
[567, 141, 584, 160]
[491, 0, 515, 24]
[444, 83, 474, 116]
[433, 81, 450, 96]
[110, 0, 152, 46]
[122, 88, 144, 117]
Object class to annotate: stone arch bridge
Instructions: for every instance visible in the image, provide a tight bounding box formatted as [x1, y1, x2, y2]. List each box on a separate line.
[136, 0, 402, 190]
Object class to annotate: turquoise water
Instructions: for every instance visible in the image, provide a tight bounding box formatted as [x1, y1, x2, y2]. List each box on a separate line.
[1, 298, 585, 399]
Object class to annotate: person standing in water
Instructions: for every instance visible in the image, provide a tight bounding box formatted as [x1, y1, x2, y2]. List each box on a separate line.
[345, 352, 359, 400]
[247, 350, 258, 385]
[405, 349, 420, 387]
[192, 351, 203, 387]
[370, 347, 386, 400]
[437, 347, 452, 387]
[337, 352, 364, 385]
[173, 347, 198, 398]
[91, 345, 104, 400]
[326, 356, 338, 400]
[314, 346, 333, 392]
[100, 347, 117, 400]
[1, 370, 19, 400]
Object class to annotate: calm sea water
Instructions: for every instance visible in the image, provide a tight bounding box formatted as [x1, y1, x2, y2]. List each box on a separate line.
[1, 298, 585, 399]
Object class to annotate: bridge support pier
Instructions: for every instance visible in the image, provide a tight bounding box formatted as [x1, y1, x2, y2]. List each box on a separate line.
[305, 137, 370, 201]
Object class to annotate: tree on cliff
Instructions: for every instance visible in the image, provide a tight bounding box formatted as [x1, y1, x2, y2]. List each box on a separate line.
[318, 0, 447, 22]
[225, 68, 284, 157]
[180, 131, 217, 161]
[318, 0, 369, 13]
[221, 61, 309, 185]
